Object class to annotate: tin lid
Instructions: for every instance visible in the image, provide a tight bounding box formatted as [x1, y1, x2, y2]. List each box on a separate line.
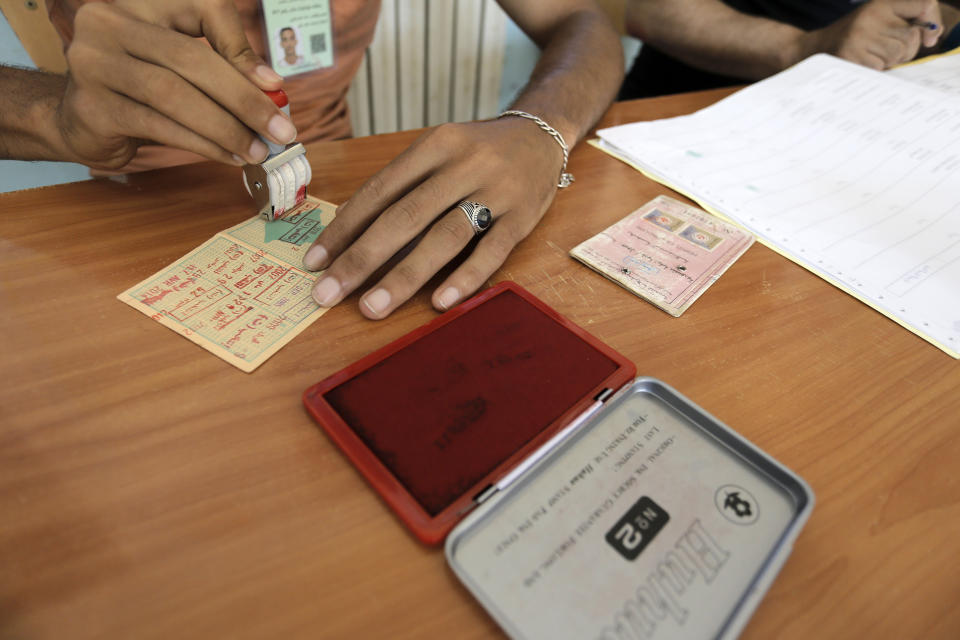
[445, 377, 813, 640]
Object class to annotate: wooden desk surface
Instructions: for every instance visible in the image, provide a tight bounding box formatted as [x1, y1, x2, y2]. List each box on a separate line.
[2, 90, 958, 640]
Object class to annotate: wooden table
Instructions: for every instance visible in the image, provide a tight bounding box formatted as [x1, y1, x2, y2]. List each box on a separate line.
[2, 90, 958, 640]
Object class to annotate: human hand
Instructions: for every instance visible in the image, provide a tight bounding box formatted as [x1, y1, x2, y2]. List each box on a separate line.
[56, 0, 296, 170]
[802, 0, 943, 70]
[302, 117, 569, 319]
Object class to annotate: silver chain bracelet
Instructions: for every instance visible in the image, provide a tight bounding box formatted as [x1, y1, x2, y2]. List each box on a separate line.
[498, 110, 575, 188]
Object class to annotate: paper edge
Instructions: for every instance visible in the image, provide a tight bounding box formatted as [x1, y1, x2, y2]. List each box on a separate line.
[588, 138, 960, 358]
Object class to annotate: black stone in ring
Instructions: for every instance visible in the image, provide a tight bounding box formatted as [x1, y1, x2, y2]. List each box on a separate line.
[457, 200, 493, 236]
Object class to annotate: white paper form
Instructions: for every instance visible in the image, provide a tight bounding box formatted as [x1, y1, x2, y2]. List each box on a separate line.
[890, 47, 960, 96]
[597, 54, 960, 357]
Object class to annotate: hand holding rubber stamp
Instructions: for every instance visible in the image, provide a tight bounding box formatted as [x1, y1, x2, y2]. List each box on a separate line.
[0, 0, 295, 170]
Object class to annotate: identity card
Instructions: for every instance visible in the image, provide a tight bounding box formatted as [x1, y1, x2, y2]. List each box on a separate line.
[118, 196, 335, 372]
[571, 196, 754, 316]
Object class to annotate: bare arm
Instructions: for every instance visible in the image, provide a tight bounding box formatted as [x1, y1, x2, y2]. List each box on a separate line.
[626, 0, 944, 79]
[495, 0, 624, 146]
[0, 66, 72, 162]
[303, 0, 623, 319]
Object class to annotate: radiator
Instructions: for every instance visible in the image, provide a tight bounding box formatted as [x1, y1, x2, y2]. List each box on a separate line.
[346, 0, 507, 136]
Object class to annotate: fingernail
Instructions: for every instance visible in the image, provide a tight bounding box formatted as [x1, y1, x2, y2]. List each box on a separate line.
[437, 286, 460, 310]
[256, 64, 282, 83]
[362, 288, 391, 317]
[231, 153, 245, 166]
[303, 244, 328, 271]
[249, 139, 268, 163]
[312, 276, 341, 307]
[268, 114, 297, 144]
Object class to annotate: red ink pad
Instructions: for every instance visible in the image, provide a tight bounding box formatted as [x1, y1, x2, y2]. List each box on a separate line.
[303, 282, 636, 544]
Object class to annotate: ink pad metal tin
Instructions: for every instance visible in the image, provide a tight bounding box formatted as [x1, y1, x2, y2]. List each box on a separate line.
[304, 282, 813, 638]
[445, 378, 813, 640]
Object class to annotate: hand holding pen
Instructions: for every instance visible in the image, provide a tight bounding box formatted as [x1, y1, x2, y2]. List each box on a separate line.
[801, 0, 943, 71]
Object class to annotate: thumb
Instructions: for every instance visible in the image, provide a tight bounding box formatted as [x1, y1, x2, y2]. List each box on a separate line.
[896, 0, 944, 48]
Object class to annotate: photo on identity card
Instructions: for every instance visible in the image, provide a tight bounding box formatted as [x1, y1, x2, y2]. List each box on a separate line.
[262, 0, 335, 77]
[570, 196, 754, 316]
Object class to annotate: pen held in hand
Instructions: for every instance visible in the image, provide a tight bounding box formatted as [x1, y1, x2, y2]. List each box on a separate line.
[907, 18, 939, 31]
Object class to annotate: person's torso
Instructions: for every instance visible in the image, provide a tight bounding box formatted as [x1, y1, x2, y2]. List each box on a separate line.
[235, 0, 379, 142]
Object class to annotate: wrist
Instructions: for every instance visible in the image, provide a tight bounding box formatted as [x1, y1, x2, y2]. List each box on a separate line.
[498, 110, 575, 188]
[43, 82, 82, 164]
[779, 26, 818, 70]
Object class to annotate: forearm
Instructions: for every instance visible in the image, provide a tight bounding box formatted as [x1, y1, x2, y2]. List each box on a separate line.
[499, 3, 623, 146]
[0, 66, 73, 162]
[626, 0, 806, 80]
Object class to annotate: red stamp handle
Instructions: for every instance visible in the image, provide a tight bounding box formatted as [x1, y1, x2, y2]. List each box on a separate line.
[265, 89, 289, 109]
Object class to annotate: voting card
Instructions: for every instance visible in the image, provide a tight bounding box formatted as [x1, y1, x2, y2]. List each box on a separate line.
[118, 196, 335, 372]
[571, 196, 754, 316]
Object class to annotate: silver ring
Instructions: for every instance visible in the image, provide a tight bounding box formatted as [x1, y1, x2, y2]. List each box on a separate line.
[457, 200, 493, 236]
